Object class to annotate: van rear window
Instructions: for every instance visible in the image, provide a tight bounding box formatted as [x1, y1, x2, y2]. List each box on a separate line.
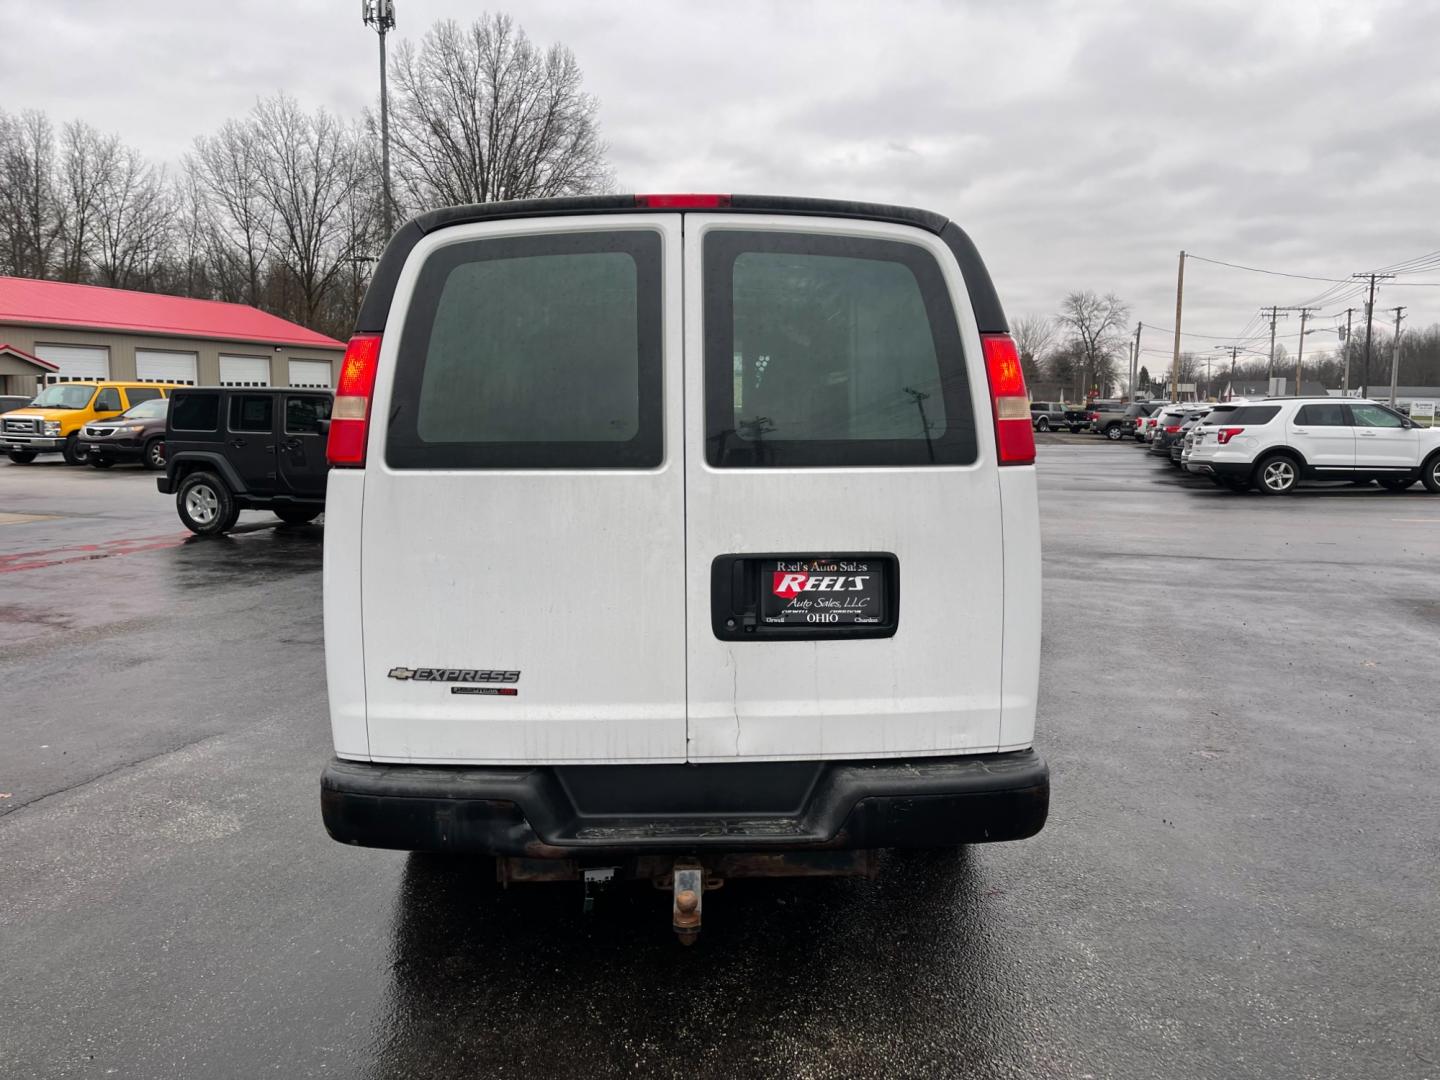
[387, 230, 662, 470]
[703, 231, 976, 468]
[171, 393, 219, 432]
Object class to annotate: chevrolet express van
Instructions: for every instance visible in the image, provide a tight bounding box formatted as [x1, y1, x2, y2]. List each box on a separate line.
[319, 194, 1048, 939]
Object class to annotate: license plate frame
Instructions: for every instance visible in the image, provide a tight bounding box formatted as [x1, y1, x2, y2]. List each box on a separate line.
[710, 552, 899, 642]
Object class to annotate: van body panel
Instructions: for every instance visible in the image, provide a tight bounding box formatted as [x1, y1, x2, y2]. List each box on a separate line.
[682, 215, 1005, 762]
[356, 215, 689, 764]
[997, 466, 1041, 750]
[324, 469, 369, 758]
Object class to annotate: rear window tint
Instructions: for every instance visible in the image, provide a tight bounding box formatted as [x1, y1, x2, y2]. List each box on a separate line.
[704, 231, 975, 468]
[387, 230, 662, 470]
[171, 393, 219, 432]
[285, 395, 331, 434]
[1214, 405, 1280, 425]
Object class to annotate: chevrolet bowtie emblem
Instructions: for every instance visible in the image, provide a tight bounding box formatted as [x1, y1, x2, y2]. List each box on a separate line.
[388, 667, 416, 680]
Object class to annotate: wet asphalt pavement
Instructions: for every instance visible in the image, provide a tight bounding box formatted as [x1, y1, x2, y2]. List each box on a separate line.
[1, 443, 1438, 1079]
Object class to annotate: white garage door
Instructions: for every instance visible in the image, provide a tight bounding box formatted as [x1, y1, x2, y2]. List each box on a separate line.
[136, 349, 198, 385]
[219, 355, 271, 387]
[36, 344, 109, 383]
[288, 359, 332, 388]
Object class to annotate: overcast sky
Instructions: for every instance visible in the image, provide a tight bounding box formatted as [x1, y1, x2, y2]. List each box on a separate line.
[4, 0, 1438, 371]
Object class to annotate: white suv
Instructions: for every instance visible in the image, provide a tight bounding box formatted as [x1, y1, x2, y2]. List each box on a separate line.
[1187, 397, 1440, 494]
[317, 194, 1048, 936]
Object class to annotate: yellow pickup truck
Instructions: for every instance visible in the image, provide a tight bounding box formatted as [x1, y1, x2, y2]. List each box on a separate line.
[2, 381, 178, 465]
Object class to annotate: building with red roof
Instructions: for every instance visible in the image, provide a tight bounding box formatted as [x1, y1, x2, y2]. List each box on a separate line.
[0, 276, 344, 396]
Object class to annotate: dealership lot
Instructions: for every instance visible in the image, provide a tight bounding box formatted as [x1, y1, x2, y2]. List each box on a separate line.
[1, 445, 1437, 1079]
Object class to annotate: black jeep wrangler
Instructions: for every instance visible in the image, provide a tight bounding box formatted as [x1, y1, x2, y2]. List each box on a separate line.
[156, 387, 333, 535]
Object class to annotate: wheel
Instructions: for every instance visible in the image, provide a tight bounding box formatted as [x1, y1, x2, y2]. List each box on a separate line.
[177, 471, 239, 535]
[89, 456, 113, 469]
[7, 449, 37, 464]
[1070, 425, 1082, 434]
[1105, 424, 1123, 441]
[143, 437, 166, 471]
[1378, 477, 1414, 492]
[62, 432, 88, 465]
[1254, 454, 1299, 495]
[1035, 417, 1050, 432]
[274, 507, 321, 526]
[1421, 453, 1440, 493]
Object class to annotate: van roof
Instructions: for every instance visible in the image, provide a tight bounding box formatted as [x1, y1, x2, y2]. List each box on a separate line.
[355, 193, 1009, 338]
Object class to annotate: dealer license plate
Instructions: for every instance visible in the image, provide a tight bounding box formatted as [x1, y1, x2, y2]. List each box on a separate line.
[761, 558, 887, 627]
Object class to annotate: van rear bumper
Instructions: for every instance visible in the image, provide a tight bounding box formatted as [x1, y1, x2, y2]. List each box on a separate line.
[320, 749, 1049, 856]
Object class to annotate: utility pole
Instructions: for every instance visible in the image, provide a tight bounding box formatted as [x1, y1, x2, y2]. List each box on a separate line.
[1339, 307, 1354, 394]
[1293, 307, 1319, 394]
[1133, 322, 1142, 397]
[1352, 272, 1394, 397]
[1261, 305, 1288, 385]
[1214, 344, 1240, 400]
[363, 0, 397, 238]
[1171, 252, 1185, 402]
[1388, 306, 1406, 406]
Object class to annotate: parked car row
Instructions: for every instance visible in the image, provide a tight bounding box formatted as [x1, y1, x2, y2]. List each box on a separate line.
[2, 380, 180, 467]
[1142, 396, 1440, 494]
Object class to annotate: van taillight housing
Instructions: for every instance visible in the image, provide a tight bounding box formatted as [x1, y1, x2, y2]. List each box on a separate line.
[1215, 427, 1244, 445]
[1164, 424, 1181, 434]
[981, 333, 1035, 466]
[326, 334, 382, 467]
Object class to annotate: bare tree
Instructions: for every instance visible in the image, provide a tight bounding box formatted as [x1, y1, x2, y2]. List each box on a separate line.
[0, 109, 62, 278]
[1056, 291, 1130, 400]
[1011, 314, 1056, 384]
[388, 14, 612, 211]
[91, 146, 172, 289]
[249, 95, 372, 330]
[191, 119, 277, 306]
[55, 121, 121, 282]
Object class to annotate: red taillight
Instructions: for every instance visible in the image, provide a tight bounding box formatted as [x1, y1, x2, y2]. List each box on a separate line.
[1090, 411, 1101, 421]
[326, 333, 382, 467]
[1164, 425, 1181, 434]
[1215, 427, 1244, 445]
[635, 193, 731, 209]
[981, 333, 1035, 466]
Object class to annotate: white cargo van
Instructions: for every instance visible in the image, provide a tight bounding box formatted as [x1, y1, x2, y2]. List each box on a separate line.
[320, 193, 1048, 939]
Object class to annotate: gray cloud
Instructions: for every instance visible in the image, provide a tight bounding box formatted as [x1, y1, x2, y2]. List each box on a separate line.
[2, 0, 1436, 354]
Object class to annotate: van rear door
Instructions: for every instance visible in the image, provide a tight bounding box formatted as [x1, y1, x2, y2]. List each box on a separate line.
[681, 215, 1007, 761]
[358, 215, 687, 764]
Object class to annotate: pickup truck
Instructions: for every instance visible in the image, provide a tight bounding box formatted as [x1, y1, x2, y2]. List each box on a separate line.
[1030, 401, 1087, 433]
[1089, 400, 1157, 441]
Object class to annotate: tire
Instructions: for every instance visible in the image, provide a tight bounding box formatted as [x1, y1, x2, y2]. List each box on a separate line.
[143, 437, 166, 471]
[1035, 417, 1050, 432]
[274, 507, 321, 526]
[1070, 425, 1082, 434]
[7, 449, 38, 464]
[1421, 453, 1440, 493]
[177, 471, 239, 535]
[1378, 477, 1414, 492]
[1105, 424, 1123, 441]
[89, 456, 113, 469]
[62, 432, 88, 466]
[1254, 453, 1299, 495]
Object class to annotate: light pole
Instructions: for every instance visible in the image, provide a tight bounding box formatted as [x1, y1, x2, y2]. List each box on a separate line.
[362, 0, 396, 238]
[1214, 344, 1239, 400]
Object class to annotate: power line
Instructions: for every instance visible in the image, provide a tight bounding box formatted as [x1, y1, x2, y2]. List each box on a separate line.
[1185, 253, 1349, 283]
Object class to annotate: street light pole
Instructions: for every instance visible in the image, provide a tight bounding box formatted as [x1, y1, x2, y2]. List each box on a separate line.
[363, 0, 396, 239]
